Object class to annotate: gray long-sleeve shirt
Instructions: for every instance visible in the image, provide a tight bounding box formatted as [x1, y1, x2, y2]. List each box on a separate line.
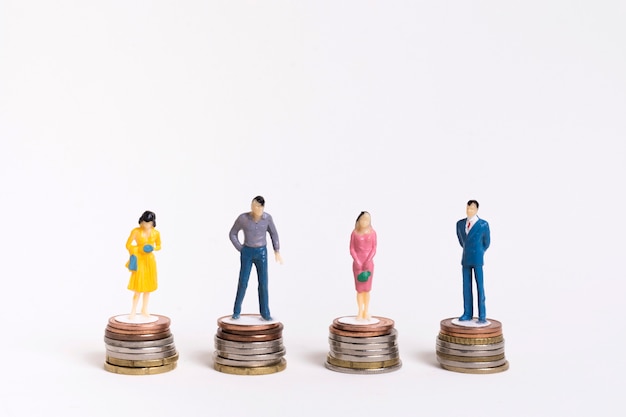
[229, 212, 280, 252]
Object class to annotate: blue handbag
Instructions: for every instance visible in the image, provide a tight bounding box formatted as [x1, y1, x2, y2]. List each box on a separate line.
[128, 254, 137, 271]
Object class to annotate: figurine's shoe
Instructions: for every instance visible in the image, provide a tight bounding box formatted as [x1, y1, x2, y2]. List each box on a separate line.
[458, 315, 472, 321]
[478, 318, 487, 323]
[231, 314, 240, 319]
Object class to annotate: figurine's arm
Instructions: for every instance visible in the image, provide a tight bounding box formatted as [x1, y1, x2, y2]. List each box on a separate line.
[365, 231, 377, 263]
[456, 222, 465, 247]
[267, 215, 283, 264]
[229, 217, 243, 252]
[154, 230, 161, 251]
[483, 222, 491, 251]
[126, 229, 138, 255]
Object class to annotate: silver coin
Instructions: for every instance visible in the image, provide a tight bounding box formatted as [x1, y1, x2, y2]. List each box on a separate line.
[328, 328, 398, 344]
[213, 352, 283, 368]
[329, 350, 400, 363]
[330, 346, 399, 357]
[436, 356, 507, 369]
[329, 340, 397, 351]
[216, 348, 286, 361]
[105, 342, 176, 354]
[106, 348, 177, 361]
[215, 344, 285, 356]
[436, 345, 505, 357]
[436, 338, 505, 351]
[214, 335, 284, 349]
[104, 335, 175, 348]
[324, 360, 402, 374]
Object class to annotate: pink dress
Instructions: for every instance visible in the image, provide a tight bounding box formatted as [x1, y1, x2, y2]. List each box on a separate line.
[350, 228, 377, 292]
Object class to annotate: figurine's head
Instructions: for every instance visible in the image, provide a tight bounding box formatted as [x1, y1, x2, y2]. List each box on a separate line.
[355, 211, 371, 231]
[251, 196, 265, 219]
[466, 200, 479, 218]
[138, 210, 156, 228]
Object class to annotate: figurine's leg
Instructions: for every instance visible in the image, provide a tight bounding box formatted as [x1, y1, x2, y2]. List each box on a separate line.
[356, 292, 365, 319]
[475, 266, 486, 322]
[130, 292, 140, 319]
[362, 291, 371, 320]
[233, 247, 253, 319]
[141, 292, 150, 317]
[460, 266, 473, 320]
[255, 247, 271, 320]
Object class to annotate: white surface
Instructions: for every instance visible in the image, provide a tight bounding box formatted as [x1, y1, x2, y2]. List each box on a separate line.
[451, 318, 491, 327]
[1, 1, 625, 417]
[222, 315, 279, 326]
[114, 314, 159, 324]
[337, 316, 380, 325]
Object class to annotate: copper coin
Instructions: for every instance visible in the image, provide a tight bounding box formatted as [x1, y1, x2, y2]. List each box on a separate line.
[105, 324, 171, 336]
[217, 315, 282, 332]
[107, 315, 171, 332]
[329, 325, 392, 338]
[440, 318, 502, 335]
[216, 328, 282, 342]
[218, 323, 284, 336]
[439, 328, 502, 338]
[437, 333, 504, 345]
[105, 329, 172, 341]
[332, 316, 395, 333]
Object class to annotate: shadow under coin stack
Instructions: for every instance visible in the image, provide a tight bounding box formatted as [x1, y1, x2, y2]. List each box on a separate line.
[213, 315, 286, 375]
[436, 317, 509, 374]
[325, 316, 401, 374]
[104, 315, 178, 375]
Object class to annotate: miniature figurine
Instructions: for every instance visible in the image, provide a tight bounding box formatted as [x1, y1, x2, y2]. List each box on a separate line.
[126, 211, 161, 319]
[350, 211, 377, 320]
[229, 196, 282, 321]
[456, 200, 490, 323]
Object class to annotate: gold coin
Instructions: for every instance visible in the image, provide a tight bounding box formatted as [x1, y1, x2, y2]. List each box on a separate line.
[103, 361, 177, 375]
[436, 351, 505, 363]
[106, 352, 179, 368]
[440, 361, 509, 374]
[438, 333, 504, 345]
[213, 358, 287, 375]
[326, 354, 400, 369]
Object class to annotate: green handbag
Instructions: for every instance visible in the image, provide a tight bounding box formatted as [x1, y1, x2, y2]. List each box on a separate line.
[357, 271, 371, 282]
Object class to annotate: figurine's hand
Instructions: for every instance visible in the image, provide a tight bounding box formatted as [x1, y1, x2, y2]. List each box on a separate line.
[275, 251, 284, 265]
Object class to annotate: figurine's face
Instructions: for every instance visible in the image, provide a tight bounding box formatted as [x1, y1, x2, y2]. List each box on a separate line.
[251, 200, 264, 219]
[466, 203, 478, 218]
[357, 213, 371, 230]
[140, 220, 153, 231]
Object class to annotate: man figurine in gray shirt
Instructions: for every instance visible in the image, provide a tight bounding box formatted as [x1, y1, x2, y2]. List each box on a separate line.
[229, 196, 283, 320]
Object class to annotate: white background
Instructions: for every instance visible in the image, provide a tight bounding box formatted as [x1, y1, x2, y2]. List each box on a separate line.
[1, 1, 625, 416]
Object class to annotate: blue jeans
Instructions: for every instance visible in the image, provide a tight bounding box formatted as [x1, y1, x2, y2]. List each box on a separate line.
[462, 266, 486, 321]
[233, 246, 271, 319]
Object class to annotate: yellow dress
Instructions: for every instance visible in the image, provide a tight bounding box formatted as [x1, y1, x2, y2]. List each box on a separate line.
[126, 227, 161, 292]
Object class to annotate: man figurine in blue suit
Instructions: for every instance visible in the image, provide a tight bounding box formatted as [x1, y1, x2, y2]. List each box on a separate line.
[456, 200, 490, 323]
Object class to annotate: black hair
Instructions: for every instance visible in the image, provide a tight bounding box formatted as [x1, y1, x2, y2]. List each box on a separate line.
[253, 196, 265, 206]
[467, 200, 479, 209]
[138, 210, 156, 227]
[355, 211, 369, 223]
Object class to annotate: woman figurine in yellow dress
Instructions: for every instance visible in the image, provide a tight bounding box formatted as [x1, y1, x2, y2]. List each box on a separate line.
[126, 211, 161, 319]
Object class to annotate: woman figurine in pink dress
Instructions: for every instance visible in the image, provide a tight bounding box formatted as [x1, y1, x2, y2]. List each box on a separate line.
[350, 211, 377, 320]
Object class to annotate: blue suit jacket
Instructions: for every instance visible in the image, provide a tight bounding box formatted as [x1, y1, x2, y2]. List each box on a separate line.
[456, 218, 490, 266]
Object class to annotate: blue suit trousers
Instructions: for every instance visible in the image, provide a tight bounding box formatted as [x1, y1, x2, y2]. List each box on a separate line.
[462, 266, 486, 321]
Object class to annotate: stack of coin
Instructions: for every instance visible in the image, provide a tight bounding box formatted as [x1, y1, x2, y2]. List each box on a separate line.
[213, 315, 286, 375]
[436, 317, 509, 374]
[325, 316, 401, 374]
[104, 314, 178, 375]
